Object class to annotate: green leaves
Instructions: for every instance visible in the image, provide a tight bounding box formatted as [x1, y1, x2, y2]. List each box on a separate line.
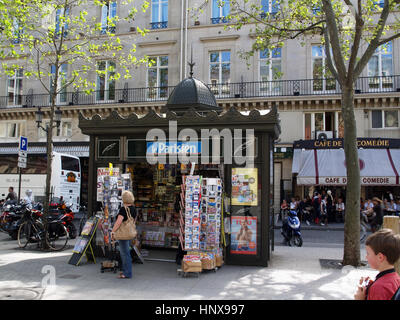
[0, 0, 149, 97]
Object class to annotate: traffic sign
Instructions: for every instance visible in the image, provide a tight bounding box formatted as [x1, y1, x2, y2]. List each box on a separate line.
[19, 136, 28, 151]
[18, 150, 27, 158]
[18, 156, 27, 163]
[18, 160, 26, 168]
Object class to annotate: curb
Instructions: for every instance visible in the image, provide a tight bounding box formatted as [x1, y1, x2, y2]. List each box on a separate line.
[273, 224, 345, 232]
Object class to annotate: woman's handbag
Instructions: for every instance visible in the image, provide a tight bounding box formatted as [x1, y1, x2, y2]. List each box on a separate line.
[114, 206, 137, 240]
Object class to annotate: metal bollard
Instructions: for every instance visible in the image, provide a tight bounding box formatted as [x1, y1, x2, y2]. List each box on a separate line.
[383, 216, 400, 275]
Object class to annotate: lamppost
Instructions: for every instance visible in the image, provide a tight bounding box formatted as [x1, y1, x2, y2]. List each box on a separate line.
[35, 106, 62, 213]
[35, 106, 62, 130]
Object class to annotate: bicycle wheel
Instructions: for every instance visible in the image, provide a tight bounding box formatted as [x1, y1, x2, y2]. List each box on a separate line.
[17, 221, 32, 248]
[46, 222, 69, 251]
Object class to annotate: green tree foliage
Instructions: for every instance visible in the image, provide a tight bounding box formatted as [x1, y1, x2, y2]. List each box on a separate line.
[194, 0, 400, 266]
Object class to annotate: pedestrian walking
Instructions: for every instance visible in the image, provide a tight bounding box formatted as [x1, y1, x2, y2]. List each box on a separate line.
[111, 190, 137, 279]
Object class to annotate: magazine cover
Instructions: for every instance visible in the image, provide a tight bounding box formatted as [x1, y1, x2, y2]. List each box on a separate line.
[81, 220, 94, 236]
[230, 216, 257, 255]
[72, 237, 88, 254]
[231, 168, 258, 206]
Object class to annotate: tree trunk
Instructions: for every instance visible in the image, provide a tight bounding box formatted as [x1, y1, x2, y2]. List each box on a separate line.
[341, 85, 361, 266]
[42, 95, 56, 249]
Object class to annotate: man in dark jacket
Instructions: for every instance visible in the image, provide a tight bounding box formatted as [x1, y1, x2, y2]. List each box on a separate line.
[5, 187, 17, 201]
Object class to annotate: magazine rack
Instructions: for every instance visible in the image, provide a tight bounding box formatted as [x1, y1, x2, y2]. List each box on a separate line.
[68, 216, 100, 266]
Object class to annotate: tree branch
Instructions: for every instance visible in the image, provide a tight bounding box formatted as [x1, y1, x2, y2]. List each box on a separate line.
[347, 0, 364, 84]
[323, 26, 340, 82]
[321, 0, 347, 84]
[353, 0, 391, 78]
[234, 5, 325, 38]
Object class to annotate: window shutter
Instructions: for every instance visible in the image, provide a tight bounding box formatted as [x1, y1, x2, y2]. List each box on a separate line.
[101, 4, 108, 34]
[212, 0, 219, 18]
[64, 7, 70, 36]
[110, 1, 117, 18]
[55, 8, 61, 37]
[222, 0, 230, 17]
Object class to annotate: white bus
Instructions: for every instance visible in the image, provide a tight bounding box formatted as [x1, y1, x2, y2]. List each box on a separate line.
[0, 151, 81, 212]
[50, 152, 81, 212]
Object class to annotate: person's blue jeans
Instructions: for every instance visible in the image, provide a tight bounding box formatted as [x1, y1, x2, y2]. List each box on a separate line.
[118, 240, 132, 278]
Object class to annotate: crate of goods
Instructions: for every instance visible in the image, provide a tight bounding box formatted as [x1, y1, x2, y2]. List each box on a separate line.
[182, 255, 202, 273]
[216, 254, 224, 267]
[200, 252, 216, 270]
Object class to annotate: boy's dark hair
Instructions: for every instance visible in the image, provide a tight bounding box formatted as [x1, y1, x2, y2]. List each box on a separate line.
[366, 229, 400, 265]
[9, 187, 13, 191]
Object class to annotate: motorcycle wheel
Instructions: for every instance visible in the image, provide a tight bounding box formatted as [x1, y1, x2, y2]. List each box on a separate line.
[68, 223, 77, 239]
[290, 235, 303, 247]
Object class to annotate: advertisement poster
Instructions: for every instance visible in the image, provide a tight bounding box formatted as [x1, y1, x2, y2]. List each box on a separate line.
[230, 216, 257, 255]
[231, 168, 258, 206]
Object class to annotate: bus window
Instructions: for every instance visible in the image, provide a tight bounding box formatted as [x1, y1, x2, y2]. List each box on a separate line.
[61, 156, 80, 172]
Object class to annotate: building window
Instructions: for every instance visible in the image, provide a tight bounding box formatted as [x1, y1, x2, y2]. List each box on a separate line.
[55, 121, 72, 137]
[38, 121, 71, 138]
[209, 50, 230, 96]
[371, 110, 398, 129]
[211, 0, 230, 24]
[259, 48, 281, 95]
[96, 61, 116, 101]
[151, 0, 168, 29]
[50, 64, 68, 104]
[367, 41, 393, 90]
[312, 45, 337, 92]
[7, 68, 23, 106]
[304, 112, 338, 140]
[260, 0, 279, 18]
[147, 56, 168, 99]
[101, 1, 117, 34]
[55, 7, 70, 39]
[0, 122, 25, 138]
[11, 18, 23, 44]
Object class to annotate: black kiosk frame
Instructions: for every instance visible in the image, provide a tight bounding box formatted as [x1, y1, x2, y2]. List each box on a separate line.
[78, 106, 280, 267]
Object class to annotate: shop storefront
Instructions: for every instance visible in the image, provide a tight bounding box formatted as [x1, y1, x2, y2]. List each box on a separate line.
[292, 138, 400, 200]
[78, 77, 280, 267]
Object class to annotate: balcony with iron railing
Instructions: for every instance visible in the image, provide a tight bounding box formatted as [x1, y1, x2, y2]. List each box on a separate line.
[1, 75, 400, 109]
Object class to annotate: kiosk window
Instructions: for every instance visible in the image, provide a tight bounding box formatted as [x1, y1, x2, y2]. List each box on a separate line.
[127, 140, 147, 158]
[97, 139, 120, 158]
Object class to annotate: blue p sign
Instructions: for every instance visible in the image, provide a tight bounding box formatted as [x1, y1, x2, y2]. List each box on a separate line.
[19, 136, 28, 151]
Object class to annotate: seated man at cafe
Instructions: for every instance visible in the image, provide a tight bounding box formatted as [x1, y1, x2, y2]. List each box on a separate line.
[385, 199, 397, 216]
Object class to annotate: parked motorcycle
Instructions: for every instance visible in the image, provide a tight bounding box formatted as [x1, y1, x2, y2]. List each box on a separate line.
[49, 201, 76, 239]
[0, 200, 26, 239]
[281, 210, 303, 247]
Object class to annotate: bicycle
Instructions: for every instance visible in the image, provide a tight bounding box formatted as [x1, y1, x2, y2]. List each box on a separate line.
[17, 208, 69, 251]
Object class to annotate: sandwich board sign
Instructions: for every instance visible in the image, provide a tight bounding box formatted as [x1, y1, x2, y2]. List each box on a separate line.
[68, 216, 100, 266]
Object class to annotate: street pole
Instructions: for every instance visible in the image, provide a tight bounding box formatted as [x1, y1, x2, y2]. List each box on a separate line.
[17, 167, 22, 202]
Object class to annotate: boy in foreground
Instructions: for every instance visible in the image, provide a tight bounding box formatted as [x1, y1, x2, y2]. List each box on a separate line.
[354, 229, 400, 300]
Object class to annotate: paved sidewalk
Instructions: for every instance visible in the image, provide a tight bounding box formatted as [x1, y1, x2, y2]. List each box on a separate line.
[274, 221, 345, 231]
[0, 231, 376, 300]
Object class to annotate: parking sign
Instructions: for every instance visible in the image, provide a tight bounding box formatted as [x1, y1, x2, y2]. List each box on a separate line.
[19, 136, 28, 151]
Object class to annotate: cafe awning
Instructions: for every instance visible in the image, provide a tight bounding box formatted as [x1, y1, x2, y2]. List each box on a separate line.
[294, 148, 400, 186]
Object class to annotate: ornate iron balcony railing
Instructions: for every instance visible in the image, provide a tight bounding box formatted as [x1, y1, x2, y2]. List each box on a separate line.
[1, 75, 399, 109]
